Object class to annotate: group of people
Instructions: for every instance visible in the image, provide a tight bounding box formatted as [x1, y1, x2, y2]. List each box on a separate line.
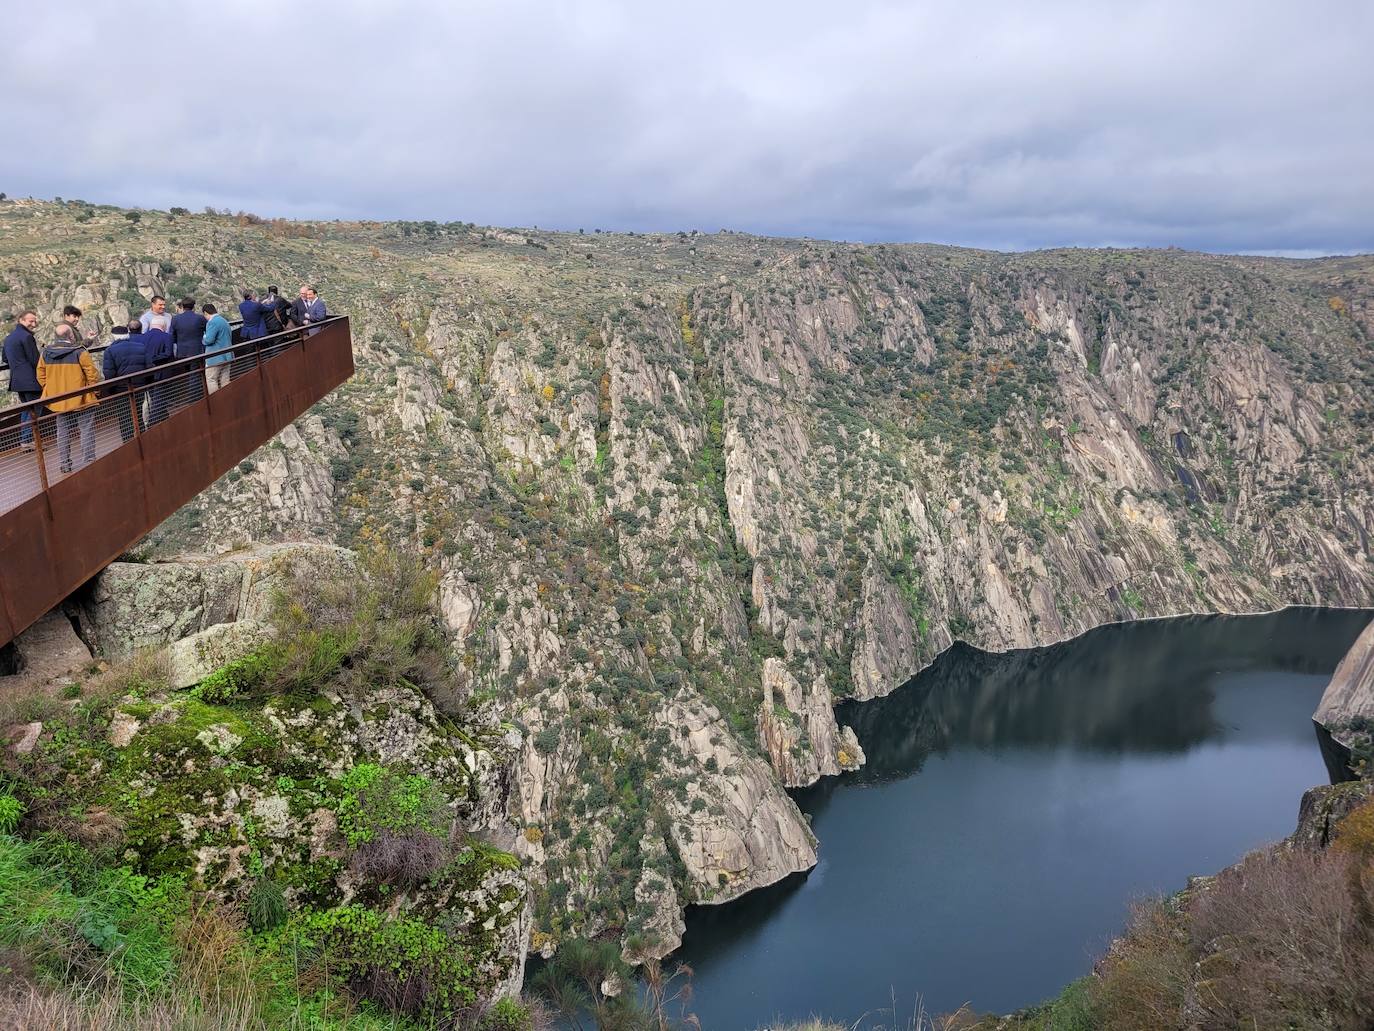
[2, 285, 328, 473]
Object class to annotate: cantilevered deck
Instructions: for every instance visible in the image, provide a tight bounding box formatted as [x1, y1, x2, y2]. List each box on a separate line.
[0, 316, 354, 646]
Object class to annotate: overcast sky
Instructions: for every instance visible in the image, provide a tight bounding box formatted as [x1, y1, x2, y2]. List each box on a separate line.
[3, 0, 1371, 254]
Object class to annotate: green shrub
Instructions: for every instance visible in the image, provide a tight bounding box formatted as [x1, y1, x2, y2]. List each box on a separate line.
[246, 876, 288, 931]
[336, 763, 450, 847]
[276, 905, 475, 1017]
[480, 995, 534, 1031]
[533, 726, 561, 756]
[0, 836, 182, 994]
[1044, 977, 1098, 1030]
[0, 794, 22, 835]
[193, 647, 282, 703]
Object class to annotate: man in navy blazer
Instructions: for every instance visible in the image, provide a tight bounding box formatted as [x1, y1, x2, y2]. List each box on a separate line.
[170, 298, 208, 402]
[238, 290, 273, 341]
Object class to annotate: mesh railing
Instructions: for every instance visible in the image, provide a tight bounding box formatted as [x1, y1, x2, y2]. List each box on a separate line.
[0, 317, 343, 516]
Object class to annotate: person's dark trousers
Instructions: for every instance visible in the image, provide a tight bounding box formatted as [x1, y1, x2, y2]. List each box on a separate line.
[115, 391, 144, 443]
[15, 390, 40, 444]
[147, 381, 170, 427]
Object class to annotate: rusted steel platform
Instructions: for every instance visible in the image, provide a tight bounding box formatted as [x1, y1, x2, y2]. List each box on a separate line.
[0, 316, 354, 646]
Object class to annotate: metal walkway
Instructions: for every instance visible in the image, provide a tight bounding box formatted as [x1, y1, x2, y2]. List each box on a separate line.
[0, 316, 354, 646]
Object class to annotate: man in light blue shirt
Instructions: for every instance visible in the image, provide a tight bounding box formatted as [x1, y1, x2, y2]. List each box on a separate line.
[139, 295, 169, 333]
[202, 303, 234, 393]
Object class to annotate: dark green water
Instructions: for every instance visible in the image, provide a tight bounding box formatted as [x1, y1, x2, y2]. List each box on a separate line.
[675, 608, 1373, 1030]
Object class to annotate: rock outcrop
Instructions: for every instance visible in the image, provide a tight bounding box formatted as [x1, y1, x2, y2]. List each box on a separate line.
[757, 656, 862, 786]
[72, 543, 357, 658]
[1291, 780, 1374, 850]
[29, 545, 531, 999]
[1313, 617, 1374, 748]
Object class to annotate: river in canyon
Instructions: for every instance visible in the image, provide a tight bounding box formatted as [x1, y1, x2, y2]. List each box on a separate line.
[675, 608, 1374, 1029]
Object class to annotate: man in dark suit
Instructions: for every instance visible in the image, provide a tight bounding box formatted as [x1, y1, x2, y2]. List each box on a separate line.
[142, 314, 175, 426]
[170, 297, 208, 403]
[3, 309, 41, 449]
[300, 285, 327, 336]
[238, 290, 273, 342]
[287, 285, 306, 328]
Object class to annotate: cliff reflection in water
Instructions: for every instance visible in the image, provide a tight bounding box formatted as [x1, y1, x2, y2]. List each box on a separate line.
[812, 607, 1374, 799]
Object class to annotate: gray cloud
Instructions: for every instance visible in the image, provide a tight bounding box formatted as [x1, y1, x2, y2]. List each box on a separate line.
[3, 0, 1371, 252]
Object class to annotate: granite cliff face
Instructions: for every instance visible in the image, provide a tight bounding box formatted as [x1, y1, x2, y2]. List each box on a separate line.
[1314, 617, 1374, 773]
[3, 199, 1373, 957]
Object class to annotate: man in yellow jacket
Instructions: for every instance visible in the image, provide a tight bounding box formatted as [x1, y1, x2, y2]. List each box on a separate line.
[38, 323, 101, 473]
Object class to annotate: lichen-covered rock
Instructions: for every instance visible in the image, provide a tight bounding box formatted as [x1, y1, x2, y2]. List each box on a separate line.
[167, 619, 271, 689]
[836, 725, 865, 771]
[75, 543, 357, 658]
[1291, 780, 1374, 850]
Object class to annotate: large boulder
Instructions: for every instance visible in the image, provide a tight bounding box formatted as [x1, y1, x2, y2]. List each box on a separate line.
[166, 620, 272, 689]
[72, 543, 357, 658]
[1291, 780, 1374, 850]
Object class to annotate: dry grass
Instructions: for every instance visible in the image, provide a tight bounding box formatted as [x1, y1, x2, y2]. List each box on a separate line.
[349, 829, 449, 889]
[0, 981, 261, 1031]
[1190, 847, 1374, 1029]
[90, 649, 172, 699]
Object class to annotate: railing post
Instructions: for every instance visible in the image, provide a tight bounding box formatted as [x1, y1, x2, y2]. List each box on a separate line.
[31, 410, 50, 493]
[128, 382, 141, 439]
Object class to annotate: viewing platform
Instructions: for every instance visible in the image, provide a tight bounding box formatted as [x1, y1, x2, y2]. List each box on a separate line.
[0, 316, 354, 647]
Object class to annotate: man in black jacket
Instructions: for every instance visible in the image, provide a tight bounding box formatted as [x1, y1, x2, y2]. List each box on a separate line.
[142, 315, 175, 425]
[266, 287, 294, 335]
[3, 309, 41, 449]
[103, 320, 150, 441]
[169, 298, 207, 403]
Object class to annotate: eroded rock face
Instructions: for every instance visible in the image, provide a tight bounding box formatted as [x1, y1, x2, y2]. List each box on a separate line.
[757, 656, 863, 787]
[1291, 781, 1374, 850]
[1313, 618, 1374, 753]
[657, 695, 816, 905]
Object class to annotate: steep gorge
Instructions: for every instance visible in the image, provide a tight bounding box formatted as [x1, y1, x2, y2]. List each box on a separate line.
[3, 199, 1373, 958]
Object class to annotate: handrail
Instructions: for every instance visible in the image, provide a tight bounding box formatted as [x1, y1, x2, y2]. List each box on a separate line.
[0, 315, 268, 375]
[0, 315, 345, 417]
[0, 315, 354, 646]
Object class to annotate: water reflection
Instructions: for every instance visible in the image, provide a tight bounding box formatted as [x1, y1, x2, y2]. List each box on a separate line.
[832, 608, 1372, 784]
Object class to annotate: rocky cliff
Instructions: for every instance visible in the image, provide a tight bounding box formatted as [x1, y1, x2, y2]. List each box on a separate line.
[3, 198, 1373, 957]
[1314, 616, 1374, 773]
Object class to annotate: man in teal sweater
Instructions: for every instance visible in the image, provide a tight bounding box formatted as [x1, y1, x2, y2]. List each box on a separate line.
[202, 304, 234, 393]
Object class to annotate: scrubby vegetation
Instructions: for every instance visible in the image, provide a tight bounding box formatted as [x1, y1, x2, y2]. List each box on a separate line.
[0, 551, 536, 1029]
